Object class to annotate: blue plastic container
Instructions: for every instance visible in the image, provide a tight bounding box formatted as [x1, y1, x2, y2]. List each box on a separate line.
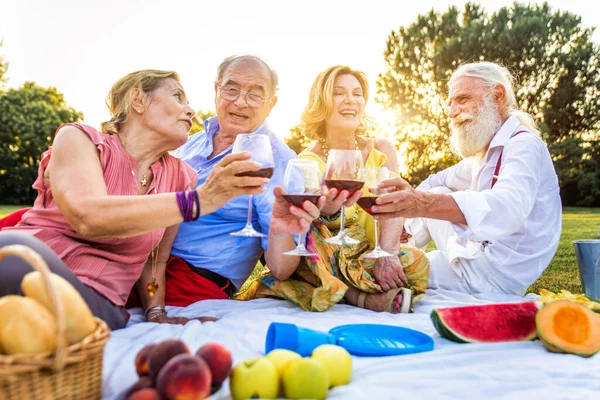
[265, 322, 434, 357]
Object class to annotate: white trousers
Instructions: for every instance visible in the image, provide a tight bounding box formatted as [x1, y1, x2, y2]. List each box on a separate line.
[405, 187, 509, 294]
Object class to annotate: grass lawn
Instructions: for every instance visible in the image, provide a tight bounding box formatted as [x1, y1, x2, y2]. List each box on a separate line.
[1, 205, 598, 295]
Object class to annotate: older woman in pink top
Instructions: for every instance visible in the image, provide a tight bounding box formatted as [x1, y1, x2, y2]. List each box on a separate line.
[0, 69, 322, 330]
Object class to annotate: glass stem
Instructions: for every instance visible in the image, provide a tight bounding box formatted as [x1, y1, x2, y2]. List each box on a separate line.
[374, 219, 382, 250]
[297, 232, 307, 250]
[339, 206, 346, 233]
[245, 195, 253, 229]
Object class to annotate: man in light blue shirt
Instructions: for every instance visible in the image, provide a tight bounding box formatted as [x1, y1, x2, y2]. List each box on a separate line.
[168, 55, 298, 303]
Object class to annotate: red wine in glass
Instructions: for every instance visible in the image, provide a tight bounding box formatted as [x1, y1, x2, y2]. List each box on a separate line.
[282, 194, 321, 208]
[236, 167, 274, 179]
[356, 197, 377, 215]
[324, 179, 364, 192]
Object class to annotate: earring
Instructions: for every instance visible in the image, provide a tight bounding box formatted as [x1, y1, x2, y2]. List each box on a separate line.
[137, 109, 142, 113]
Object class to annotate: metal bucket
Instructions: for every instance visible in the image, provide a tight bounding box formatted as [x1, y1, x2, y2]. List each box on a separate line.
[573, 240, 600, 299]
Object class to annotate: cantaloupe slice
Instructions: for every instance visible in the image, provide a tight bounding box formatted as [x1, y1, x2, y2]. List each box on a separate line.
[0, 295, 57, 355]
[21, 272, 96, 345]
[536, 300, 600, 357]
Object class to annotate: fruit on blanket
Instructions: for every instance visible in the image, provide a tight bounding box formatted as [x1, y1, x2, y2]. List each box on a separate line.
[311, 344, 352, 387]
[156, 354, 212, 400]
[229, 357, 279, 400]
[282, 357, 329, 400]
[265, 349, 303, 397]
[195, 342, 232, 385]
[126, 387, 161, 400]
[536, 300, 600, 358]
[21, 271, 96, 344]
[148, 339, 190, 381]
[265, 349, 302, 376]
[537, 289, 600, 312]
[125, 376, 153, 398]
[135, 343, 157, 377]
[0, 295, 57, 355]
[430, 302, 539, 343]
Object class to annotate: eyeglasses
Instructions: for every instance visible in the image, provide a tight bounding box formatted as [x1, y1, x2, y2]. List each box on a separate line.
[218, 86, 270, 108]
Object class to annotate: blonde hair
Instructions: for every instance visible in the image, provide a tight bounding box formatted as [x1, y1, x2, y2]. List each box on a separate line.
[100, 69, 180, 135]
[301, 65, 370, 140]
[449, 62, 540, 136]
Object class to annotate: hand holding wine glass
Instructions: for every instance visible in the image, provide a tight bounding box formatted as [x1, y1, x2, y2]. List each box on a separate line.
[230, 134, 274, 238]
[323, 149, 364, 246]
[280, 159, 324, 256]
[356, 167, 394, 259]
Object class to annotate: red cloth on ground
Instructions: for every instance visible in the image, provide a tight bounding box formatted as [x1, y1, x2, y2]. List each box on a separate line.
[0, 208, 31, 230]
[125, 255, 231, 308]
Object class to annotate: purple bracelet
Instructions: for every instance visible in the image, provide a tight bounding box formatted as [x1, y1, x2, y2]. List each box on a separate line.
[191, 190, 200, 221]
[185, 190, 194, 222]
[176, 191, 187, 221]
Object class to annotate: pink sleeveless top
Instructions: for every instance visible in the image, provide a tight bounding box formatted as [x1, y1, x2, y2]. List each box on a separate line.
[9, 124, 197, 306]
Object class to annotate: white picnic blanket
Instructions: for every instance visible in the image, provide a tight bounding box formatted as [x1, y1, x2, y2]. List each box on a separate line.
[102, 289, 600, 400]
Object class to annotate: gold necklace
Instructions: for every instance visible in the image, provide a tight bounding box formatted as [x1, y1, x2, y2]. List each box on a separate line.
[145, 187, 159, 296]
[319, 136, 360, 159]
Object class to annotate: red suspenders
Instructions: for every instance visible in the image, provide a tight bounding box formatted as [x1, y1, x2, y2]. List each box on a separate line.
[490, 130, 528, 188]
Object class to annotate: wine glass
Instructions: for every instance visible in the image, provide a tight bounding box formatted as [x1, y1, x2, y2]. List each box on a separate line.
[323, 149, 365, 246]
[230, 133, 274, 238]
[282, 159, 323, 256]
[357, 167, 395, 259]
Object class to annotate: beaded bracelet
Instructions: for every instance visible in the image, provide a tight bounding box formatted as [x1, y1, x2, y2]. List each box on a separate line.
[144, 305, 166, 321]
[318, 208, 342, 223]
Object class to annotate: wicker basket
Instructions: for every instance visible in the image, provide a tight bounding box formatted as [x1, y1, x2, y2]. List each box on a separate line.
[0, 245, 111, 400]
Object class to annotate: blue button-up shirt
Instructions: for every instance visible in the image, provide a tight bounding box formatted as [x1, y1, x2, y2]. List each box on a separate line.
[171, 117, 297, 289]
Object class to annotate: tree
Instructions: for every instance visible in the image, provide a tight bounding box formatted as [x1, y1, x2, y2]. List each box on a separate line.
[0, 82, 83, 205]
[190, 109, 215, 135]
[377, 2, 600, 205]
[0, 41, 8, 87]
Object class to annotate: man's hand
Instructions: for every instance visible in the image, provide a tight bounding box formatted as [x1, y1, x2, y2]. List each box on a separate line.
[270, 186, 325, 236]
[320, 187, 362, 217]
[373, 256, 408, 291]
[372, 177, 467, 224]
[369, 177, 422, 221]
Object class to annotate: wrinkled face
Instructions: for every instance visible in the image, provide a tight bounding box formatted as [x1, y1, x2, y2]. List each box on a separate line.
[324, 73, 365, 132]
[142, 78, 194, 148]
[214, 59, 276, 135]
[448, 76, 502, 158]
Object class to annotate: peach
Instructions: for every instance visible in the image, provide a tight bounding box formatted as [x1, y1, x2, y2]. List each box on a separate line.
[148, 339, 190, 381]
[125, 376, 154, 398]
[126, 387, 161, 400]
[195, 342, 233, 385]
[135, 344, 156, 377]
[156, 354, 212, 400]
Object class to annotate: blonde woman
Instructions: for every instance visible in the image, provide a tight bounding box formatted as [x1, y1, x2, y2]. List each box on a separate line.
[246, 66, 430, 313]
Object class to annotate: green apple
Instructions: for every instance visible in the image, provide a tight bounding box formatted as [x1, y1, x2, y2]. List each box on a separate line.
[265, 349, 302, 376]
[311, 344, 353, 387]
[229, 357, 278, 400]
[282, 357, 329, 400]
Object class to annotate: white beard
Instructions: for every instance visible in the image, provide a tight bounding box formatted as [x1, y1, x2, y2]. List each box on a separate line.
[450, 96, 502, 159]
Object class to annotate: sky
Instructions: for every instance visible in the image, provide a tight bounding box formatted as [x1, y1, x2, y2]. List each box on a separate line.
[1, 0, 599, 138]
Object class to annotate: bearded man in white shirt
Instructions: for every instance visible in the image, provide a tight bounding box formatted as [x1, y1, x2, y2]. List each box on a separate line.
[371, 61, 562, 296]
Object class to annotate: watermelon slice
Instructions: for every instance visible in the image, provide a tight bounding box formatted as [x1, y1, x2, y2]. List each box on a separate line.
[430, 302, 539, 343]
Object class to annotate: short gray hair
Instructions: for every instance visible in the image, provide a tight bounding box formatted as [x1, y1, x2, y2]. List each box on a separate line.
[215, 54, 279, 95]
[450, 61, 540, 136]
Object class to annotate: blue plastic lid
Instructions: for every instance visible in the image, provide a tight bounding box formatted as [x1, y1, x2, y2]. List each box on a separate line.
[329, 324, 434, 357]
